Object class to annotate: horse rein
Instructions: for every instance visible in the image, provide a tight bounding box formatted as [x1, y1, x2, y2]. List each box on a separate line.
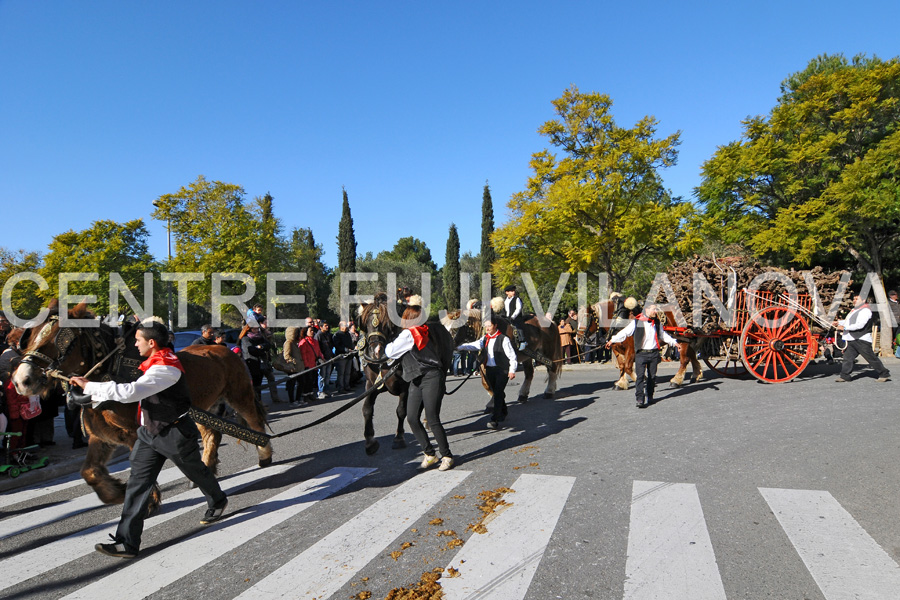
[21, 316, 125, 385]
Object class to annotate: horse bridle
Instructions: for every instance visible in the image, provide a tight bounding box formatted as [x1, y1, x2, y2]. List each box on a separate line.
[21, 316, 121, 382]
[361, 306, 396, 366]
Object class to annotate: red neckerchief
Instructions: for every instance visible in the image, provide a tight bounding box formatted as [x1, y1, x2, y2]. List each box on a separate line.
[485, 331, 500, 341]
[636, 314, 660, 349]
[139, 348, 185, 373]
[409, 325, 430, 350]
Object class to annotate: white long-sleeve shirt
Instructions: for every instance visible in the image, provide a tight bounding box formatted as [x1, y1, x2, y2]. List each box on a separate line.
[83, 365, 182, 409]
[385, 329, 416, 359]
[457, 335, 518, 375]
[838, 305, 873, 342]
[505, 296, 523, 321]
[609, 318, 678, 350]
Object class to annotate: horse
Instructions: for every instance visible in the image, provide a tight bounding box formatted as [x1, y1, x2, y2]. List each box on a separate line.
[657, 307, 704, 387]
[356, 293, 455, 455]
[12, 302, 272, 513]
[447, 299, 563, 402]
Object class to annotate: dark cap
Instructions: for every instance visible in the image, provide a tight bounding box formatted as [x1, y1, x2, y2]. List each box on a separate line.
[503, 285, 516, 292]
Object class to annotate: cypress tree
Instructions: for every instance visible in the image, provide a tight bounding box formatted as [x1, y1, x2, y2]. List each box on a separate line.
[337, 188, 357, 294]
[480, 181, 495, 284]
[444, 223, 460, 311]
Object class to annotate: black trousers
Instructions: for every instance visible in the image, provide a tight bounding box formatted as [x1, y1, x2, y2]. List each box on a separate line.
[840, 339, 890, 379]
[406, 369, 452, 459]
[634, 349, 660, 404]
[484, 366, 510, 423]
[116, 419, 226, 552]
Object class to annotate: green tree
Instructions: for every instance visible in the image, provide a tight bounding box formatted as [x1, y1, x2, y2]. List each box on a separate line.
[284, 227, 332, 320]
[378, 236, 438, 272]
[337, 188, 358, 295]
[444, 224, 461, 311]
[40, 220, 157, 317]
[493, 86, 701, 292]
[699, 54, 900, 277]
[481, 182, 496, 282]
[0, 247, 44, 320]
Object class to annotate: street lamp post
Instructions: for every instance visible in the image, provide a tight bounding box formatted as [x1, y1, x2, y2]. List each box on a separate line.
[152, 200, 174, 331]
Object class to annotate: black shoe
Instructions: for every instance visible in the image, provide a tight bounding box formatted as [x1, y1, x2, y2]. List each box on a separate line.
[201, 497, 228, 525]
[636, 400, 648, 408]
[95, 534, 137, 559]
[487, 421, 499, 430]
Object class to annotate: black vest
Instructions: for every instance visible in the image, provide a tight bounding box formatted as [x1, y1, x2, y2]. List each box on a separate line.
[399, 337, 443, 383]
[478, 333, 511, 372]
[632, 318, 663, 350]
[141, 371, 192, 435]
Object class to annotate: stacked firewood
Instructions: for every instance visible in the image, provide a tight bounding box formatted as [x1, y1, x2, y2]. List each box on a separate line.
[654, 256, 853, 333]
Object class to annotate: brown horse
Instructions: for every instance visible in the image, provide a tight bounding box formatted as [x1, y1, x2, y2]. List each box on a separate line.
[452, 299, 563, 402]
[357, 293, 455, 455]
[12, 303, 272, 512]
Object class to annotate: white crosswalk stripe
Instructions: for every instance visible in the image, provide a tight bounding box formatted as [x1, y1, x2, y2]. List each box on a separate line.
[4, 467, 900, 600]
[624, 481, 727, 600]
[760, 487, 900, 600]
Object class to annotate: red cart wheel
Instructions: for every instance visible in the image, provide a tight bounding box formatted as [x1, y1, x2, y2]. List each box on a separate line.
[702, 336, 748, 378]
[740, 306, 813, 383]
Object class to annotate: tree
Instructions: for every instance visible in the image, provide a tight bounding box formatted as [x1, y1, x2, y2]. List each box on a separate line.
[480, 182, 496, 281]
[698, 54, 900, 351]
[40, 220, 157, 317]
[493, 86, 701, 292]
[444, 224, 461, 311]
[152, 176, 282, 325]
[337, 188, 357, 294]
[285, 227, 332, 320]
[378, 237, 437, 272]
[0, 247, 44, 320]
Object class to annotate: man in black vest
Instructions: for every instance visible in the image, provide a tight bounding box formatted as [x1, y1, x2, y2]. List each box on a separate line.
[607, 305, 678, 408]
[456, 315, 518, 429]
[503, 285, 527, 350]
[69, 321, 228, 559]
[834, 294, 891, 382]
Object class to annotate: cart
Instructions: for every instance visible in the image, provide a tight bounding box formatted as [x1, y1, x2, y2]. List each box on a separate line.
[665, 288, 830, 383]
[1, 432, 50, 478]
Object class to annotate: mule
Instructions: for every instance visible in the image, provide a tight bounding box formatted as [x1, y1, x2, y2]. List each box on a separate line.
[12, 303, 272, 513]
[356, 293, 454, 455]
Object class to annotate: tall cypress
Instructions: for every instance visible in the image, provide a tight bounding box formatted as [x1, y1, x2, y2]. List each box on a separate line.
[444, 223, 461, 311]
[480, 181, 495, 283]
[337, 188, 357, 294]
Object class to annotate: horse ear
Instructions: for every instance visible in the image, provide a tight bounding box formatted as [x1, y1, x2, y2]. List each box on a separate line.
[47, 298, 60, 316]
[69, 301, 93, 319]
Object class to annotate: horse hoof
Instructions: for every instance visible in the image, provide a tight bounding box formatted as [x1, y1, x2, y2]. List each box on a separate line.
[258, 457, 273, 468]
[392, 438, 406, 450]
[365, 440, 380, 456]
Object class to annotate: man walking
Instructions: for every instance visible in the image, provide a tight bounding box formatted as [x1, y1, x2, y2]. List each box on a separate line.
[456, 315, 518, 429]
[69, 321, 228, 559]
[834, 294, 891, 382]
[606, 305, 679, 408]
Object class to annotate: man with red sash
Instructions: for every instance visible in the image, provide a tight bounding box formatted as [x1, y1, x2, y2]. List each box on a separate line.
[69, 321, 228, 559]
[457, 315, 518, 429]
[833, 294, 891, 383]
[607, 304, 679, 408]
[385, 302, 455, 472]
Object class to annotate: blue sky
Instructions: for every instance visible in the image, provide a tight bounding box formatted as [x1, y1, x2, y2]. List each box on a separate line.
[1, 1, 898, 269]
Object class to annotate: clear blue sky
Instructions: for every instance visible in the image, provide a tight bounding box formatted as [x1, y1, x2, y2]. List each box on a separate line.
[2, 1, 898, 269]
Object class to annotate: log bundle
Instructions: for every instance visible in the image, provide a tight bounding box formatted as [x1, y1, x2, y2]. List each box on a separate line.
[654, 256, 853, 333]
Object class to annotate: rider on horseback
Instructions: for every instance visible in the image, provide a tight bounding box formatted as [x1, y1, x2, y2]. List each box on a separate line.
[503, 285, 527, 350]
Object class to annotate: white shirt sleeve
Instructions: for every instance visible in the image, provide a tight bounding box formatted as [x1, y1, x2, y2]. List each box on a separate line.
[456, 339, 485, 352]
[385, 329, 415, 359]
[843, 307, 872, 331]
[83, 365, 182, 405]
[500, 336, 518, 374]
[661, 329, 679, 347]
[609, 320, 636, 344]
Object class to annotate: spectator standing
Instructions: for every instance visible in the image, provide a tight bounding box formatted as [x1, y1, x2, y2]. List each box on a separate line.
[239, 320, 271, 402]
[558, 318, 575, 364]
[332, 321, 354, 393]
[298, 326, 324, 402]
[282, 326, 307, 406]
[887, 290, 900, 341]
[348, 323, 363, 385]
[315, 322, 335, 399]
[191, 324, 218, 346]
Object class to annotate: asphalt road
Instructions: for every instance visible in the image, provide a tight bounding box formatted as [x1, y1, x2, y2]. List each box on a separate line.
[2, 358, 899, 600]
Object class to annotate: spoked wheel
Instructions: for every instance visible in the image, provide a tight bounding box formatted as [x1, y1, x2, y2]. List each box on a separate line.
[740, 306, 813, 383]
[702, 336, 748, 378]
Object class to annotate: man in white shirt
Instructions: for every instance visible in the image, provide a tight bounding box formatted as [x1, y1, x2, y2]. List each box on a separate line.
[607, 305, 678, 408]
[503, 285, 527, 350]
[457, 315, 518, 429]
[69, 321, 228, 559]
[833, 294, 890, 382]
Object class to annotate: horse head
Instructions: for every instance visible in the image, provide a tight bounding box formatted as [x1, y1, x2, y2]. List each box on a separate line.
[441, 307, 483, 347]
[357, 292, 399, 364]
[12, 301, 104, 396]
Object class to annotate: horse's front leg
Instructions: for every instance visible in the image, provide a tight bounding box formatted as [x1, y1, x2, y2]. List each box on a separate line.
[362, 386, 380, 455]
[393, 390, 408, 449]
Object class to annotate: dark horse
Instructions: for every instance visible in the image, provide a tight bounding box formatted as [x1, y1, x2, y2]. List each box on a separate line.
[12, 302, 272, 513]
[356, 293, 454, 455]
[447, 299, 563, 402]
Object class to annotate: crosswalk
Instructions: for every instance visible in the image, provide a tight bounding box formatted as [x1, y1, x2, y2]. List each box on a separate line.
[1, 464, 898, 599]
